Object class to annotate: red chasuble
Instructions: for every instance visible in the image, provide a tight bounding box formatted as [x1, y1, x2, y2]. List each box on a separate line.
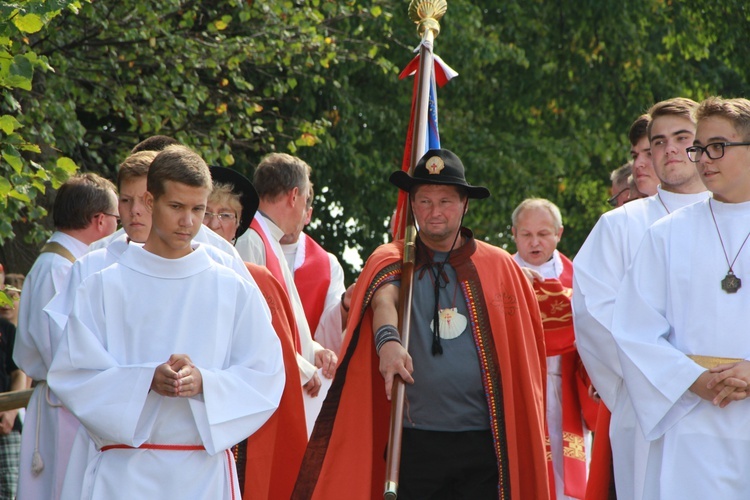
[241, 264, 308, 500]
[293, 233, 550, 500]
[293, 234, 331, 336]
[533, 253, 597, 500]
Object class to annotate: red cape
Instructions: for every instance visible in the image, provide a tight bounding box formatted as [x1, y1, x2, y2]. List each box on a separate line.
[242, 263, 308, 499]
[294, 235, 549, 499]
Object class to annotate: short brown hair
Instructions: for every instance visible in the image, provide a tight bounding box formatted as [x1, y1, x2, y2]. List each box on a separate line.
[131, 135, 180, 154]
[53, 173, 117, 230]
[147, 145, 211, 199]
[253, 153, 311, 201]
[117, 151, 158, 190]
[695, 96, 750, 140]
[647, 97, 698, 139]
[629, 114, 650, 146]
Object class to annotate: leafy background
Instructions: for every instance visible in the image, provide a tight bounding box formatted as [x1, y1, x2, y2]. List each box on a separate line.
[2, 0, 750, 283]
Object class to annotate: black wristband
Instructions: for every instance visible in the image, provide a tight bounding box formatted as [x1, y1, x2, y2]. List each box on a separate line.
[340, 291, 349, 312]
[374, 324, 402, 354]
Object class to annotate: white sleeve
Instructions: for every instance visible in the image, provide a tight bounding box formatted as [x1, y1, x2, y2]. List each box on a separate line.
[573, 214, 630, 408]
[611, 228, 703, 440]
[14, 255, 73, 379]
[313, 253, 347, 354]
[235, 230, 266, 265]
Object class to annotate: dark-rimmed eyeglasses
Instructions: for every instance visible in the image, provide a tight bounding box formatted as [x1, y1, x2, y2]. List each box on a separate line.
[203, 212, 237, 224]
[686, 142, 750, 163]
[607, 188, 628, 207]
[102, 213, 121, 225]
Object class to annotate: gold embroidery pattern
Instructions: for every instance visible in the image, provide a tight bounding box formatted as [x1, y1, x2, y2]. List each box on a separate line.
[562, 431, 586, 461]
[545, 435, 552, 462]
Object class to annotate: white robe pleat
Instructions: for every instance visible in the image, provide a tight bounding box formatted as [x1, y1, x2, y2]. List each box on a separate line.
[612, 199, 750, 499]
[48, 245, 284, 500]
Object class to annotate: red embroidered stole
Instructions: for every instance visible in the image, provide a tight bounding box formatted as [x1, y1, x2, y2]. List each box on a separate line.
[294, 234, 331, 336]
[533, 253, 587, 499]
[249, 215, 301, 353]
[249, 216, 288, 294]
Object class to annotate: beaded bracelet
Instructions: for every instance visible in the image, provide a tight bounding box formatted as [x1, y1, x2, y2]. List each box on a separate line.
[374, 324, 402, 354]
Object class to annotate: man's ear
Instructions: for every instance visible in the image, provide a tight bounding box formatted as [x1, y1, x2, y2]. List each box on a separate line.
[93, 213, 106, 229]
[288, 186, 300, 207]
[145, 191, 154, 213]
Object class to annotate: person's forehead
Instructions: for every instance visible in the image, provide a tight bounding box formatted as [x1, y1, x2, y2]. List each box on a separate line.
[632, 135, 650, 151]
[650, 114, 695, 136]
[696, 115, 738, 141]
[119, 176, 148, 195]
[517, 207, 556, 228]
[412, 184, 462, 197]
[206, 197, 235, 210]
[160, 180, 209, 201]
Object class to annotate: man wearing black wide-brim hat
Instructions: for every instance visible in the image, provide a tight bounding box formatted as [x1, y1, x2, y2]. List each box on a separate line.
[294, 149, 550, 499]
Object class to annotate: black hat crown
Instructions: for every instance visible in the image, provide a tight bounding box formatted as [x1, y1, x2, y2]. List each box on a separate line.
[208, 166, 259, 240]
[389, 149, 490, 199]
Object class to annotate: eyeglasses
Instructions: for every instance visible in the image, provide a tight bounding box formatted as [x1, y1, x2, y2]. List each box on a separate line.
[686, 142, 750, 163]
[102, 213, 121, 225]
[607, 188, 629, 208]
[203, 212, 237, 224]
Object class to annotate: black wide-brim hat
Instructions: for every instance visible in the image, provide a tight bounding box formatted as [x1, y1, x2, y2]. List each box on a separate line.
[209, 166, 259, 240]
[389, 149, 490, 199]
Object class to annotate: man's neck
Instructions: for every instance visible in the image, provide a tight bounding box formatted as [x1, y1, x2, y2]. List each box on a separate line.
[419, 232, 464, 253]
[60, 227, 99, 246]
[659, 178, 708, 195]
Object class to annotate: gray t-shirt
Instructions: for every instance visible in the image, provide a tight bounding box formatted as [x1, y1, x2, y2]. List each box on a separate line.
[400, 250, 490, 431]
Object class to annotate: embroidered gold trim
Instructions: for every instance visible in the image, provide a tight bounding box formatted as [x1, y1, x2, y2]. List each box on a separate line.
[688, 355, 742, 369]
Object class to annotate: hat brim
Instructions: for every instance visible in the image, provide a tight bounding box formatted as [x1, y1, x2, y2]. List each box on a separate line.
[209, 166, 259, 240]
[389, 170, 490, 199]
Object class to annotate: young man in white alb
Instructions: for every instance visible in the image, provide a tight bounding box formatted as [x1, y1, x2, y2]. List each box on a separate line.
[612, 96, 750, 499]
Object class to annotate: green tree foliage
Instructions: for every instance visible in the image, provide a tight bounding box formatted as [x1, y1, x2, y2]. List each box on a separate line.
[0, 1, 81, 247]
[306, 0, 750, 268]
[4, 0, 750, 279]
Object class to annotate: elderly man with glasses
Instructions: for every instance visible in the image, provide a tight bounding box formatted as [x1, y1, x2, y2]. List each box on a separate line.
[608, 161, 633, 208]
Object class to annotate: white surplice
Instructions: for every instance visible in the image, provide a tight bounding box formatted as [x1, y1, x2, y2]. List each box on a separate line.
[46, 233, 268, 499]
[282, 233, 347, 355]
[612, 198, 750, 499]
[90, 225, 251, 280]
[13, 231, 89, 500]
[47, 244, 284, 500]
[572, 188, 709, 499]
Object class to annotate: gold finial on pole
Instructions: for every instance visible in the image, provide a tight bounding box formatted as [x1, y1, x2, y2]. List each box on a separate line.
[384, 4, 449, 500]
[408, 0, 447, 38]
